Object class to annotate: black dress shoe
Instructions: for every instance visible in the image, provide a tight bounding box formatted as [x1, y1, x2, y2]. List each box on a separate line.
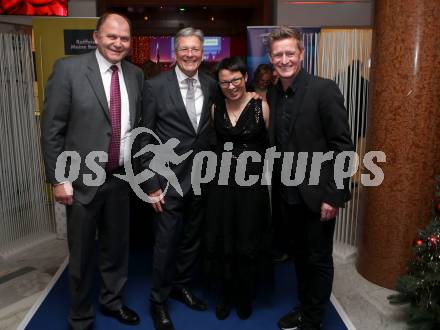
[236, 302, 252, 320]
[295, 326, 322, 330]
[100, 305, 140, 325]
[169, 287, 207, 311]
[69, 324, 94, 330]
[278, 307, 302, 329]
[150, 303, 174, 330]
[215, 301, 231, 320]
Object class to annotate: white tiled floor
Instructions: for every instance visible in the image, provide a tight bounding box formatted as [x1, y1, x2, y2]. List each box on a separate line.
[0, 239, 68, 330]
[332, 258, 407, 330]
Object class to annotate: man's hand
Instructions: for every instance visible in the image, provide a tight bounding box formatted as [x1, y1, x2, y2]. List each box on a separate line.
[148, 189, 165, 213]
[320, 202, 338, 221]
[52, 182, 73, 205]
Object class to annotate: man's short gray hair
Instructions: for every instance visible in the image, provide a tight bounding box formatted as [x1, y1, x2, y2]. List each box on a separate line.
[174, 27, 204, 50]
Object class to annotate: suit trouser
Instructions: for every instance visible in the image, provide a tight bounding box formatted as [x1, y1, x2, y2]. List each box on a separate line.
[280, 201, 335, 327]
[150, 193, 204, 304]
[66, 175, 130, 330]
[272, 196, 294, 256]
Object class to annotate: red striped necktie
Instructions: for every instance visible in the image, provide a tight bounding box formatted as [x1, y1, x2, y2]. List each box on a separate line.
[107, 64, 121, 172]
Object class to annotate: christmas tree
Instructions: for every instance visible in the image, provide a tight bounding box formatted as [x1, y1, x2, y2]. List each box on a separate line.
[388, 178, 440, 330]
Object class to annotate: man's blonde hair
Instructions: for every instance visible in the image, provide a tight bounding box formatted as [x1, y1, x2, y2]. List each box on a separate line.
[266, 26, 304, 53]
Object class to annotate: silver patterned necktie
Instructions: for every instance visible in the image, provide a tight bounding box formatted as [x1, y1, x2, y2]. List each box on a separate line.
[185, 78, 198, 131]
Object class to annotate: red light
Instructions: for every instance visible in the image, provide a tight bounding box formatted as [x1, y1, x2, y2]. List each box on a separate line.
[287, 1, 369, 4]
[0, 0, 68, 16]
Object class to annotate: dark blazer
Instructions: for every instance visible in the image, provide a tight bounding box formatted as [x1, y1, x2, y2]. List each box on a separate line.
[138, 68, 218, 197]
[267, 69, 354, 213]
[41, 51, 144, 204]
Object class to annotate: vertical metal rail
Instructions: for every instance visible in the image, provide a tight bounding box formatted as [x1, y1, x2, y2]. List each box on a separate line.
[0, 32, 56, 258]
[317, 29, 372, 260]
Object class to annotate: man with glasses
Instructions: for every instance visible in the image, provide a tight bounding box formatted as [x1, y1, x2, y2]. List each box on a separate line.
[138, 27, 218, 330]
[266, 26, 354, 330]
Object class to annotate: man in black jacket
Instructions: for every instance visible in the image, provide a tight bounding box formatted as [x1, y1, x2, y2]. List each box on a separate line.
[266, 26, 354, 330]
[138, 27, 218, 330]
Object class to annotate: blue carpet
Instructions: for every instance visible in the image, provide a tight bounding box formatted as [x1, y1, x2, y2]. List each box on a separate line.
[26, 246, 347, 330]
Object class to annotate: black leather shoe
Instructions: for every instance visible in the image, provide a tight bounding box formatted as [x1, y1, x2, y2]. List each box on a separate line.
[100, 305, 140, 325]
[236, 302, 252, 320]
[278, 307, 302, 329]
[150, 304, 174, 330]
[170, 287, 207, 311]
[295, 326, 322, 330]
[215, 301, 231, 320]
[69, 324, 94, 330]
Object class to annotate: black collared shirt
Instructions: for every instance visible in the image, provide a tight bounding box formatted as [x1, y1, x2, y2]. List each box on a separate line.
[274, 69, 305, 148]
[273, 69, 307, 204]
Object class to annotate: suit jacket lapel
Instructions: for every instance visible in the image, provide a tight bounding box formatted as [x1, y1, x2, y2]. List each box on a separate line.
[267, 86, 278, 146]
[85, 53, 110, 123]
[122, 60, 137, 128]
[197, 73, 210, 134]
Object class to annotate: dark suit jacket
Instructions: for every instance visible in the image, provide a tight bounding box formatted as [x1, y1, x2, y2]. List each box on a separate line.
[41, 51, 144, 205]
[267, 69, 354, 213]
[138, 68, 218, 197]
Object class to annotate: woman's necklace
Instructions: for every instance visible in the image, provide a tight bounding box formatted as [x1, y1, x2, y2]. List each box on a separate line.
[229, 110, 241, 126]
[226, 94, 250, 126]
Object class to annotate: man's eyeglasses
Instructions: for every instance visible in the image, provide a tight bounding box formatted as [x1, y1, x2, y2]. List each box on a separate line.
[176, 47, 202, 54]
[218, 76, 243, 88]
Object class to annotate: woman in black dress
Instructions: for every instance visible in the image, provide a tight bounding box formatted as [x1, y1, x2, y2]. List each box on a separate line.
[204, 57, 271, 320]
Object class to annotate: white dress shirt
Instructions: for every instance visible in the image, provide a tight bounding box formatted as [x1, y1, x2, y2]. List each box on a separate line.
[95, 50, 130, 166]
[175, 65, 204, 125]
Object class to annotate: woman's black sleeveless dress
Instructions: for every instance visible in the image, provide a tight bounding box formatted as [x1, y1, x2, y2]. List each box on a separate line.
[204, 98, 271, 304]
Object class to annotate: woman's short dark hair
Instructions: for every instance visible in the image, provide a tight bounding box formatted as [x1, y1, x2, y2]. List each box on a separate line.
[215, 56, 247, 80]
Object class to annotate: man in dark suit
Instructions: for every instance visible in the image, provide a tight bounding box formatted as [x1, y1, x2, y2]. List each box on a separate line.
[266, 26, 354, 330]
[138, 27, 217, 330]
[41, 13, 143, 330]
